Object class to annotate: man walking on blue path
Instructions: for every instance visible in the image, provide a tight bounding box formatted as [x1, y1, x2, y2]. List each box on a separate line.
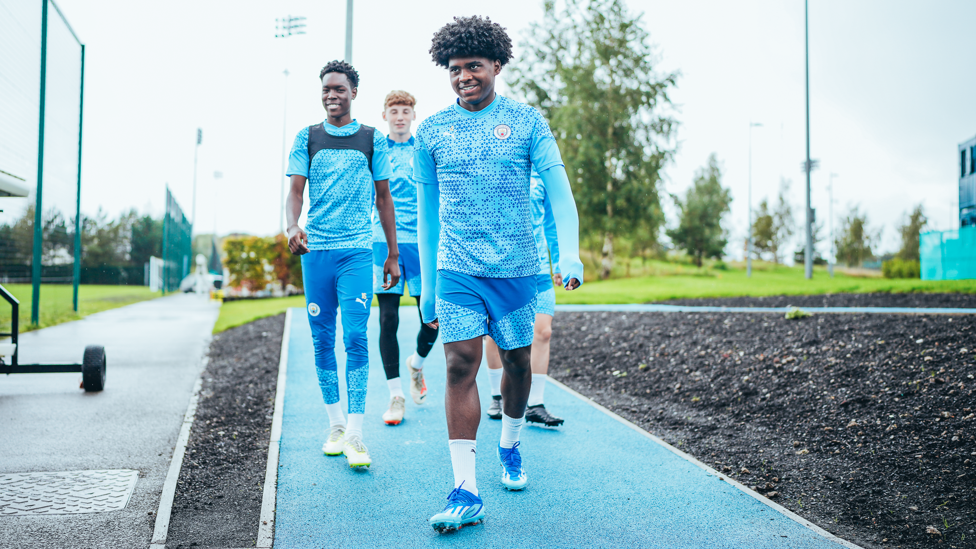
[485, 170, 565, 427]
[285, 60, 400, 469]
[414, 16, 584, 533]
[372, 90, 440, 426]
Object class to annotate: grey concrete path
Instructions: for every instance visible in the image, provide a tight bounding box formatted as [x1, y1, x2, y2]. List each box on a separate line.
[0, 293, 219, 549]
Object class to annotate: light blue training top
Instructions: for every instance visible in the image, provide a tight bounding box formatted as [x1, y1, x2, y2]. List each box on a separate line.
[413, 95, 564, 278]
[287, 120, 392, 251]
[531, 172, 560, 276]
[414, 95, 584, 322]
[371, 136, 417, 244]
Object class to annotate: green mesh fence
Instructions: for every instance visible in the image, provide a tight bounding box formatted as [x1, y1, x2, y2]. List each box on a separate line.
[920, 226, 976, 280]
[162, 187, 192, 293]
[0, 0, 84, 326]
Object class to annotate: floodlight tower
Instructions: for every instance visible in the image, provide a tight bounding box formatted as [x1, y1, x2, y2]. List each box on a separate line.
[803, 0, 813, 279]
[275, 15, 306, 235]
[747, 121, 762, 278]
[345, 0, 354, 63]
[191, 128, 201, 230]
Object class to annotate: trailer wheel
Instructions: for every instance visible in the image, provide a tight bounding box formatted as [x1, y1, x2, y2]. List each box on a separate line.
[82, 345, 106, 392]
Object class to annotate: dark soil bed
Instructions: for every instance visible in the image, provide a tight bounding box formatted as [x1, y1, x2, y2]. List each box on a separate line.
[659, 292, 976, 309]
[166, 314, 283, 549]
[549, 310, 976, 549]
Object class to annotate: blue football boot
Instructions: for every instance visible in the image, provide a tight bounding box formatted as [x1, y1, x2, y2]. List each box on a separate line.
[498, 441, 528, 490]
[428, 483, 485, 533]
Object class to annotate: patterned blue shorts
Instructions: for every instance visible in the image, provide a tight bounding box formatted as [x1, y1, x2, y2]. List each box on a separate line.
[534, 274, 556, 317]
[372, 242, 421, 297]
[435, 269, 536, 350]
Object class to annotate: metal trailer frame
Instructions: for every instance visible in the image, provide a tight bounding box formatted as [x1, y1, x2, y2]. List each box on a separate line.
[0, 284, 106, 391]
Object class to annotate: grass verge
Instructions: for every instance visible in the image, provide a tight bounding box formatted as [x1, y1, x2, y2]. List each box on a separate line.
[1, 284, 160, 333]
[556, 264, 976, 304]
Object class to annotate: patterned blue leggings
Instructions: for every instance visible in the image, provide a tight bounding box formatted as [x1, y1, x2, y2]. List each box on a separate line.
[301, 248, 372, 414]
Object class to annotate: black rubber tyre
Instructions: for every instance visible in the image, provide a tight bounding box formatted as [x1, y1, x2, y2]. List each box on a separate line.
[82, 345, 106, 392]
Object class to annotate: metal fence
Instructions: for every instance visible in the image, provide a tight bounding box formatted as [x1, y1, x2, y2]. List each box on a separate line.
[920, 226, 976, 280]
[162, 187, 192, 293]
[0, 0, 84, 324]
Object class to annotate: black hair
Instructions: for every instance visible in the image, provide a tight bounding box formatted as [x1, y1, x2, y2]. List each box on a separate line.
[428, 16, 513, 68]
[319, 60, 359, 88]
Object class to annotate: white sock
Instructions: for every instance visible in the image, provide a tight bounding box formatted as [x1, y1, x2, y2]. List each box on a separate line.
[346, 413, 364, 440]
[325, 402, 345, 428]
[488, 367, 503, 397]
[410, 352, 425, 370]
[528, 373, 547, 407]
[387, 377, 405, 399]
[449, 439, 478, 495]
[500, 413, 524, 449]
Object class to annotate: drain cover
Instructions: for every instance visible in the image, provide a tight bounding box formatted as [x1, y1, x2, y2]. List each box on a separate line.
[0, 469, 138, 515]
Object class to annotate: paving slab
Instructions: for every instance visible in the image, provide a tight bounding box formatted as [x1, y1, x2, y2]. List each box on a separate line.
[0, 293, 219, 549]
[274, 307, 858, 548]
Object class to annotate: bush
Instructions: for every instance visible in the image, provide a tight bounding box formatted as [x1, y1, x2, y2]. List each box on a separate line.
[223, 236, 303, 291]
[882, 258, 920, 279]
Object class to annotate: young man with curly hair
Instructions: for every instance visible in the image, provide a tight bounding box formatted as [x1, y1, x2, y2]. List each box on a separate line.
[285, 60, 400, 469]
[372, 90, 440, 425]
[414, 16, 584, 532]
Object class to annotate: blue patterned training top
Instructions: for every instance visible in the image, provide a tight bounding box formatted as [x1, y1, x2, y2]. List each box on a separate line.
[286, 120, 392, 250]
[372, 136, 417, 244]
[413, 95, 564, 278]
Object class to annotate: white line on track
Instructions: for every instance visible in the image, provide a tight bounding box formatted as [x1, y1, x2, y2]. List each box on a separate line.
[546, 376, 865, 549]
[149, 355, 209, 549]
[257, 307, 292, 548]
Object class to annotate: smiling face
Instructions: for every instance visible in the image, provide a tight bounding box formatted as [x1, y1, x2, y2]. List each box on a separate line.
[321, 72, 357, 123]
[382, 104, 416, 140]
[448, 56, 500, 111]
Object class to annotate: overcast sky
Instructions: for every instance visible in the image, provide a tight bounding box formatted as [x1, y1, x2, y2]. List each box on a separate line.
[3, 0, 974, 259]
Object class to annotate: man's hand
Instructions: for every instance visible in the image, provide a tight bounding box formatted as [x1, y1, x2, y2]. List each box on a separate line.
[287, 225, 309, 255]
[564, 278, 581, 291]
[382, 254, 401, 290]
[425, 319, 439, 330]
[552, 273, 564, 287]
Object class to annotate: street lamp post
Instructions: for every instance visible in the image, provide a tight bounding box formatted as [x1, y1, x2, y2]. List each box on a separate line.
[275, 16, 306, 235]
[747, 122, 763, 278]
[828, 172, 837, 277]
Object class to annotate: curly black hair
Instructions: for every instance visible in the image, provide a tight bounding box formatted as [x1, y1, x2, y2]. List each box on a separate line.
[319, 60, 359, 88]
[429, 16, 513, 68]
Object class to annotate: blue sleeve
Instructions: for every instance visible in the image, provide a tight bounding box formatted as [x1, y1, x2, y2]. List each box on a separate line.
[539, 165, 583, 288]
[529, 109, 563, 174]
[417, 180, 440, 322]
[371, 131, 393, 181]
[542, 189, 560, 273]
[412, 132, 438, 185]
[285, 127, 309, 178]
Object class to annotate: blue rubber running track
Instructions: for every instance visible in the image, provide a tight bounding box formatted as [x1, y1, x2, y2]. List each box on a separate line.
[274, 307, 860, 548]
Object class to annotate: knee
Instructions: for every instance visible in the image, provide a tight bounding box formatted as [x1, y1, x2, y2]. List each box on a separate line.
[342, 327, 368, 355]
[501, 347, 532, 375]
[379, 309, 398, 333]
[534, 323, 552, 344]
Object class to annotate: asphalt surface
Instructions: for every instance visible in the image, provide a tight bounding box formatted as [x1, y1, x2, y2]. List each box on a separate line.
[274, 307, 856, 548]
[0, 293, 219, 549]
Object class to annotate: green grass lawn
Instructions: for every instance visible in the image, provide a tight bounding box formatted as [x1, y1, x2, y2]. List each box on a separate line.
[556, 264, 976, 304]
[213, 264, 976, 333]
[1, 284, 161, 333]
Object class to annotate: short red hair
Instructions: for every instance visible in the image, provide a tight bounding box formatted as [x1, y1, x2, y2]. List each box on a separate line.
[384, 90, 416, 109]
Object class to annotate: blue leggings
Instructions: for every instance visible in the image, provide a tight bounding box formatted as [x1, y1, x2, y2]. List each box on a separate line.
[301, 248, 372, 414]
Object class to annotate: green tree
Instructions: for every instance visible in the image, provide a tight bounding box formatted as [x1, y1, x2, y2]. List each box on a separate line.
[771, 179, 795, 264]
[511, 0, 678, 279]
[130, 214, 163, 268]
[751, 198, 774, 260]
[666, 154, 732, 267]
[896, 204, 927, 261]
[835, 206, 878, 267]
